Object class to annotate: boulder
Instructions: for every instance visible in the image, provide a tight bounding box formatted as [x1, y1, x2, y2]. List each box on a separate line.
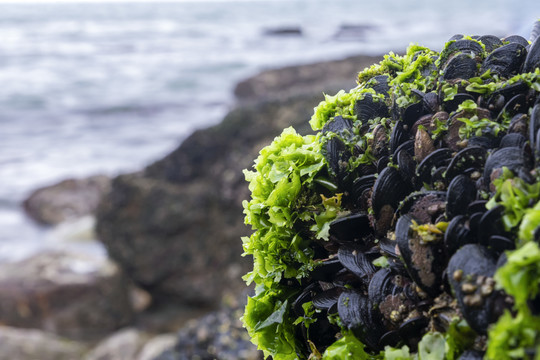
[263, 26, 302, 36]
[0, 326, 86, 360]
[85, 328, 147, 360]
[96, 55, 382, 305]
[0, 250, 133, 339]
[23, 175, 111, 225]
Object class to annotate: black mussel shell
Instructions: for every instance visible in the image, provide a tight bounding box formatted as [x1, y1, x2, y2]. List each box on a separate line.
[446, 174, 477, 219]
[447, 244, 501, 334]
[445, 146, 487, 181]
[329, 213, 373, 243]
[440, 39, 484, 64]
[390, 121, 410, 154]
[338, 244, 377, 282]
[502, 34, 529, 47]
[368, 267, 402, 304]
[397, 191, 446, 224]
[467, 200, 488, 215]
[325, 136, 350, 177]
[444, 215, 475, 256]
[393, 139, 415, 158]
[529, 104, 540, 149]
[338, 289, 385, 351]
[398, 316, 430, 349]
[416, 148, 452, 185]
[396, 149, 416, 184]
[366, 75, 390, 97]
[477, 35, 503, 53]
[293, 282, 320, 316]
[500, 133, 527, 148]
[323, 115, 353, 134]
[312, 287, 343, 311]
[496, 93, 528, 122]
[351, 174, 376, 209]
[396, 214, 446, 297]
[477, 205, 511, 253]
[355, 93, 389, 123]
[482, 43, 527, 78]
[372, 166, 413, 233]
[483, 146, 532, 186]
[443, 93, 475, 113]
[443, 53, 478, 80]
[523, 36, 540, 73]
[311, 258, 344, 282]
[403, 101, 430, 128]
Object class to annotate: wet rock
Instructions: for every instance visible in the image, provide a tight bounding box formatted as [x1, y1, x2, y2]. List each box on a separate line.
[23, 175, 111, 225]
[0, 326, 86, 360]
[263, 26, 302, 36]
[333, 24, 376, 41]
[0, 250, 133, 339]
[85, 328, 147, 360]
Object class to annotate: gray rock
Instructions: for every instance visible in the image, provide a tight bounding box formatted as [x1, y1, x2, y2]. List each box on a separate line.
[95, 55, 382, 306]
[85, 328, 147, 360]
[263, 26, 302, 36]
[154, 303, 261, 360]
[23, 175, 111, 225]
[0, 250, 133, 339]
[0, 326, 86, 360]
[136, 333, 176, 360]
[234, 54, 382, 102]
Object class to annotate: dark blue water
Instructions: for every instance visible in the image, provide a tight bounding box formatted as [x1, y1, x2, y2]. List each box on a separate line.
[0, 0, 537, 260]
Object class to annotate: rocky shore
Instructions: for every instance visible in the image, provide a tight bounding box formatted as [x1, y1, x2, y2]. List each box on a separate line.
[16, 53, 381, 359]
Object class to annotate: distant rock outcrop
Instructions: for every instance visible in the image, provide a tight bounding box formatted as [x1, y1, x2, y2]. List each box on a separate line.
[95, 55, 381, 306]
[23, 175, 111, 225]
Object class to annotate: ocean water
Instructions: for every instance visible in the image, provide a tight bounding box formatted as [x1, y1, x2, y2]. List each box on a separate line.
[0, 0, 538, 261]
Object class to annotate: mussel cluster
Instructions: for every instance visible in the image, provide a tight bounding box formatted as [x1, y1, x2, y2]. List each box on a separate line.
[243, 24, 540, 360]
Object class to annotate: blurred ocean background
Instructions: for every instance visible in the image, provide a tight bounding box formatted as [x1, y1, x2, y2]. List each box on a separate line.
[0, 0, 538, 261]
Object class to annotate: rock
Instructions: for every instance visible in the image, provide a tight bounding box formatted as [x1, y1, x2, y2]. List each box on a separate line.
[0, 250, 133, 339]
[136, 333, 176, 360]
[0, 326, 86, 360]
[263, 26, 302, 36]
[23, 175, 111, 225]
[153, 302, 261, 360]
[234, 54, 382, 102]
[85, 328, 147, 360]
[333, 24, 376, 41]
[96, 55, 382, 306]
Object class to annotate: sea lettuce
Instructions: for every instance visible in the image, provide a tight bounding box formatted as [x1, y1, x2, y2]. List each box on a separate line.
[487, 242, 540, 359]
[486, 168, 540, 240]
[242, 127, 326, 286]
[322, 333, 381, 360]
[243, 285, 300, 360]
